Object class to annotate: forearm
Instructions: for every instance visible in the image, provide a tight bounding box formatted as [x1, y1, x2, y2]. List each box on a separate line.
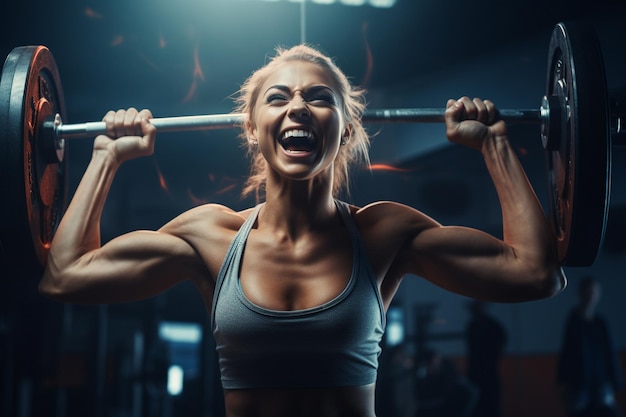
[42, 149, 120, 285]
[482, 133, 564, 290]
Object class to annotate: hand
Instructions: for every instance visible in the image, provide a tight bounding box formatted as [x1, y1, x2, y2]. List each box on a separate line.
[444, 97, 507, 151]
[95, 107, 156, 164]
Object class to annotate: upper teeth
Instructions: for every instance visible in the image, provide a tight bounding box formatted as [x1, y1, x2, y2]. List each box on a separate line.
[283, 129, 313, 140]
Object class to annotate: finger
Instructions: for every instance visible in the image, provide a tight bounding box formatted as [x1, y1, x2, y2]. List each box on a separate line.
[444, 99, 464, 128]
[140, 117, 156, 155]
[472, 97, 488, 123]
[113, 109, 127, 138]
[123, 107, 140, 136]
[135, 109, 154, 137]
[484, 99, 497, 124]
[458, 96, 477, 119]
[138, 108, 153, 121]
[102, 110, 116, 136]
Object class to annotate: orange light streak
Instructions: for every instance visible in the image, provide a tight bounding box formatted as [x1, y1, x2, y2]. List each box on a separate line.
[214, 183, 238, 196]
[153, 160, 170, 194]
[182, 44, 206, 103]
[361, 21, 373, 88]
[158, 172, 169, 192]
[369, 164, 412, 173]
[188, 190, 208, 206]
[183, 172, 241, 205]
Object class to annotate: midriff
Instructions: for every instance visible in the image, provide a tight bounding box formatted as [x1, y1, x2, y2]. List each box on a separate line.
[223, 384, 377, 417]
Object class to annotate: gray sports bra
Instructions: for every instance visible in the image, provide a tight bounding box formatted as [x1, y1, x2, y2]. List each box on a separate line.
[211, 200, 386, 389]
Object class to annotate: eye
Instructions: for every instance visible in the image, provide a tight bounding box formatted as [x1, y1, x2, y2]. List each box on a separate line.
[266, 93, 288, 104]
[308, 93, 337, 105]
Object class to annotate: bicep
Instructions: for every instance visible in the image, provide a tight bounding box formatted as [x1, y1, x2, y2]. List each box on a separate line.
[399, 224, 547, 302]
[42, 229, 209, 304]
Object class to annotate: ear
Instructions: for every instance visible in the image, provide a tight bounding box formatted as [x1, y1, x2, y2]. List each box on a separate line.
[245, 118, 258, 145]
[342, 123, 353, 142]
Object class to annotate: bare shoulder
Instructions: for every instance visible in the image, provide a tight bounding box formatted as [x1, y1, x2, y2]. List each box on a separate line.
[157, 203, 257, 257]
[161, 203, 254, 236]
[346, 200, 441, 265]
[341, 201, 442, 292]
[158, 203, 258, 280]
[350, 200, 440, 235]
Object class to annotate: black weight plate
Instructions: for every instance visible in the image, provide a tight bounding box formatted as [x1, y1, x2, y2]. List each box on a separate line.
[544, 22, 611, 266]
[0, 45, 68, 277]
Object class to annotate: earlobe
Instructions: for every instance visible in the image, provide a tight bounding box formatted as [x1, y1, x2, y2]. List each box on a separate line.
[341, 124, 353, 145]
[245, 119, 258, 146]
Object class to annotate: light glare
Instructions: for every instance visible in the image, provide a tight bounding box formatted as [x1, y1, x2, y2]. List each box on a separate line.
[158, 321, 202, 344]
[241, 0, 394, 5]
[167, 366, 184, 396]
[369, 0, 396, 7]
[386, 322, 404, 346]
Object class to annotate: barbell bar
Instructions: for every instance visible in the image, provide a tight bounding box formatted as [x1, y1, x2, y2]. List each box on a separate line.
[44, 108, 543, 164]
[49, 105, 625, 140]
[55, 108, 543, 138]
[0, 21, 620, 277]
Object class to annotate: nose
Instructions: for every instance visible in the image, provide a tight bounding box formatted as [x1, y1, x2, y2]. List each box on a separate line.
[288, 95, 311, 120]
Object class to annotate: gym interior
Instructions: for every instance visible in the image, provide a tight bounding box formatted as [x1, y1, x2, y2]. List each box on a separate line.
[1, 1, 625, 416]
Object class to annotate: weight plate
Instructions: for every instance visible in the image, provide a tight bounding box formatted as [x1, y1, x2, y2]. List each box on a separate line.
[0, 46, 68, 276]
[544, 22, 611, 266]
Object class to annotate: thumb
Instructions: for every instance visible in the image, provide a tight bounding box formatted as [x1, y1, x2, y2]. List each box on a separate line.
[445, 99, 464, 137]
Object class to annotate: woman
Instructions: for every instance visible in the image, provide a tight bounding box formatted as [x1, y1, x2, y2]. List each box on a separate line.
[40, 45, 565, 417]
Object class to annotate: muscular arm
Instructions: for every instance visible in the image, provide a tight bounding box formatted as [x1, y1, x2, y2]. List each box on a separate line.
[40, 109, 209, 304]
[375, 98, 565, 303]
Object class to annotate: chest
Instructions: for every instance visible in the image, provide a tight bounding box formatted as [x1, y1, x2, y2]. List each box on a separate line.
[238, 227, 354, 311]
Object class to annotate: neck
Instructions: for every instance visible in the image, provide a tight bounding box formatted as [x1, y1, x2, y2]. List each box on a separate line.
[261, 179, 338, 239]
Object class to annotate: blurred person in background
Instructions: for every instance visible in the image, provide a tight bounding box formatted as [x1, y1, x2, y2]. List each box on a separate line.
[557, 276, 623, 417]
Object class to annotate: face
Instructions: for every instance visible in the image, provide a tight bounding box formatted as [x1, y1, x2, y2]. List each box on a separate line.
[247, 60, 349, 184]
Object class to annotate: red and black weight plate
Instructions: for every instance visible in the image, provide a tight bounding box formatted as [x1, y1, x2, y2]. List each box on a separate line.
[544, 22, 611, 267]
[0, 46, 68, 277]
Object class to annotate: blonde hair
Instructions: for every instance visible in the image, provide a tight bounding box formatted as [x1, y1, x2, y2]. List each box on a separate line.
[234, 44, 370, 202]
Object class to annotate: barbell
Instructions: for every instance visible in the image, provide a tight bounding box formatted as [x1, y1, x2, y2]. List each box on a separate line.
[0, 21, 622, 276]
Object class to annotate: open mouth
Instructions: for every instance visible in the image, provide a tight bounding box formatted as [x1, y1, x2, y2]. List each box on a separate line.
[279, 129, 317, 153]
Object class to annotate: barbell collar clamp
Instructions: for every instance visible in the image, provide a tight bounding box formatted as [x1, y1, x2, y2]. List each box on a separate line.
[41, 114, 65, 164]
[541, 95, 562, 151]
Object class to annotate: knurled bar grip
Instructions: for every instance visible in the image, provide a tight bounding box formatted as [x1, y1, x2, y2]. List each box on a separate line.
[362, 108, 541, 124]
[54, 108, 543, 139]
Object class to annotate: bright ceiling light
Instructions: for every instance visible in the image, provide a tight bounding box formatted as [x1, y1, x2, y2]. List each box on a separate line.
[369, 0, 396, 7]
[245, 0, 395, 6]
[159, 321, 202, 344]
